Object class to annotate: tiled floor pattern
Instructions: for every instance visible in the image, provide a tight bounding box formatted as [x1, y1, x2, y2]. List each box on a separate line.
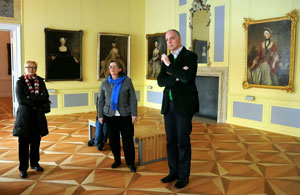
[0, 97, 300, 194]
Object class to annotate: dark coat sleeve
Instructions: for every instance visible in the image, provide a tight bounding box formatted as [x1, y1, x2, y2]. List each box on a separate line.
[157, 47, 199, 116]
[15, 79, 36, 107]
[166, 52, 198, 84]
[157, 55, 177, 88]
[13, 76, 49, 137]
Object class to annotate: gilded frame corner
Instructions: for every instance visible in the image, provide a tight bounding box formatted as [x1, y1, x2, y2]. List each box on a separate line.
[243, 9, 298, 93]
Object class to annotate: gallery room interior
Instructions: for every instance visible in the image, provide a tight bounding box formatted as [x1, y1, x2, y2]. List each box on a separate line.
[0, 0, 299, 194]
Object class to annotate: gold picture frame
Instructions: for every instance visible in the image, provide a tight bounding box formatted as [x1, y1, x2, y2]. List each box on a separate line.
[45, 28, 83, 81]
[242, 9, 298, 92]
[97, 33, 130, 80]
[0, 0, 21, 24]
[146, 33, 168, 80]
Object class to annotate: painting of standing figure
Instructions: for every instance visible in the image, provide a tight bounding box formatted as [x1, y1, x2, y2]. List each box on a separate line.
[243, 10, 297, 92]
[97, 33, 130, 80]
[45, 28, 83, 81]
[146, 33, 168, 79]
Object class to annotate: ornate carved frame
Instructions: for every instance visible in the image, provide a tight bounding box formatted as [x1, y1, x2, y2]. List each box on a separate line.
[243, 10, 298, 92]
[189, 0, 211, 66]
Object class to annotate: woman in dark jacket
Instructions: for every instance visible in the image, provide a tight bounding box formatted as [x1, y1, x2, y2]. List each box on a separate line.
[13, 61, 49, 178]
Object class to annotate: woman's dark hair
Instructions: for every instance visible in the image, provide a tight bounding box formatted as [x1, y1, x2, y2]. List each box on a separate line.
[109, 60, 126, 76]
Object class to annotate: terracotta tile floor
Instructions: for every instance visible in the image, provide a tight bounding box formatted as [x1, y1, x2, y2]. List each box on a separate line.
[0, 97, 300, 194]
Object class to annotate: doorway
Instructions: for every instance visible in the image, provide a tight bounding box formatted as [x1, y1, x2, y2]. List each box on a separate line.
[0, 30, 12, 118]
[0, 23, 22, 116]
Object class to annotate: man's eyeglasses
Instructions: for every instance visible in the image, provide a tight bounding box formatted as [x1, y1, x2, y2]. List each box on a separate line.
[25, 66, 37, 70]
[109, 65, 118, 69]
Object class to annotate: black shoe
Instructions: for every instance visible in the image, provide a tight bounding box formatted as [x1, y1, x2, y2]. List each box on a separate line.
[174, 178, 189, 189]
[111, 161, 121, 168]
[31, 165, 44, 172]
[96, 143, 104, 151]
[20, 171, 28, 178]
[88, 139, 95, 146]
[161, 174, 178, 183]
[128, 165, 136, 172]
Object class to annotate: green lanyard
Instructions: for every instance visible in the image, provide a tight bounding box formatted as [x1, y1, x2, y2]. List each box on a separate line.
[169, 90, 173, 100]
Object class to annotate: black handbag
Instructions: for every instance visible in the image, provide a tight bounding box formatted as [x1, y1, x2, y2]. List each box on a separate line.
[42, 100, 51, 113]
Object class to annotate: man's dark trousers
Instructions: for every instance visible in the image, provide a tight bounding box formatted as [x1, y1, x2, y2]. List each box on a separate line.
[164, 100, 192, 180]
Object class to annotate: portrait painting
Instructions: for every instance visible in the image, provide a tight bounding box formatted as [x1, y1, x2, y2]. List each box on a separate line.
[0, 0, 21, 23]
[243, 10, 298, 92]
[45, 28, 83, 81]
[194, 40, 208, 63]
[97, 33, 130, 80]
[146, 33, 167, 79]
[0, 0, 13, 17]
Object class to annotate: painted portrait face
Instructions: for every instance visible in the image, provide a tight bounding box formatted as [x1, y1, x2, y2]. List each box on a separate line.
[264, 30, 271, 39]
[60, 37, 66, 45]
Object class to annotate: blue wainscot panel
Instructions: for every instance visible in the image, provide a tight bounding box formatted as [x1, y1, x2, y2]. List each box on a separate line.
[64, 93, 88, 107]
[271, 106, 300, 128]
[49, 95, 58, 108]
[94, 92, 99, 105]
[179, 0, 187, 6]
[214, 5, 225, 62]
[179, 13, 187, 47]
[147, 91, 163, 104]
[233, 101, 263, 121]
[135, 90, 140, 102]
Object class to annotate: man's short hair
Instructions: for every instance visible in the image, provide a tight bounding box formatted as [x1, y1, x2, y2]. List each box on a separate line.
[166, 29, 181, 37]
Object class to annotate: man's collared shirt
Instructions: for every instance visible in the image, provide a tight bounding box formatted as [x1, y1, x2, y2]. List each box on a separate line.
[171, 46, 183, 59]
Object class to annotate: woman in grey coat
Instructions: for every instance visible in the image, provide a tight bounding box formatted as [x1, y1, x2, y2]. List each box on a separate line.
[13, 61, 49, 178]
[98, 60, 138, 172]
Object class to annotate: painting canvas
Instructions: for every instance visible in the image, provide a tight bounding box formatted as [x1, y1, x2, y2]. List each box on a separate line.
[146, 33, 167, 79]
[243, 10, 297, 92]
[0, 0, 21, 23]
[0, 0, 14, 17]
[194, 40, 208, 63]
[45, 28, 83, 81]
[97, 33, 130, 80]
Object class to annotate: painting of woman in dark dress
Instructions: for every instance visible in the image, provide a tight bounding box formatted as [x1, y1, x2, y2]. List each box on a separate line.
[45, 28, 83, 81]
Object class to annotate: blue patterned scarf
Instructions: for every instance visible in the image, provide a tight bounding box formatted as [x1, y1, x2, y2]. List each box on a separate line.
[108, 75, 127, 111]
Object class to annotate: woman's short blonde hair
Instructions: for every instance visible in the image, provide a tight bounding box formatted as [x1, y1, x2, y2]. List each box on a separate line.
[25, 61, 38, 68]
